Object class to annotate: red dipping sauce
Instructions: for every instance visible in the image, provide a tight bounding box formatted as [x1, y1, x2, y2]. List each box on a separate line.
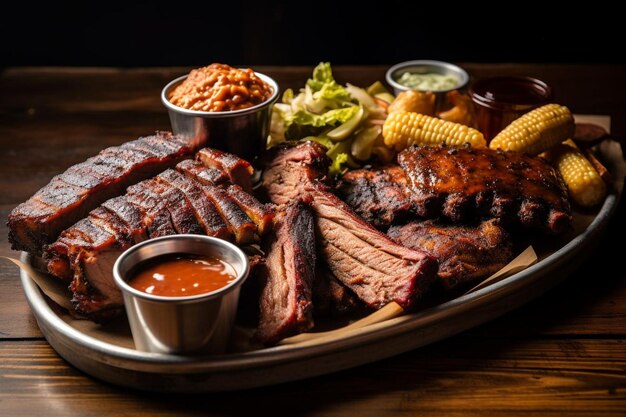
[128, 254, 237, 297]
[470, 76, 553, 141]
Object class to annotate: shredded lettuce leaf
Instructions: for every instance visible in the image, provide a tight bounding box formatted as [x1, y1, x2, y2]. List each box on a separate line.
[329, 153, 350, 176]
[290, 106, 359, 127]
[269, 62, 381, 176]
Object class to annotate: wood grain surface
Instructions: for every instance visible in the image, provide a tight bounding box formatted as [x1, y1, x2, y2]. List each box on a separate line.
[0, 65, 624, 416]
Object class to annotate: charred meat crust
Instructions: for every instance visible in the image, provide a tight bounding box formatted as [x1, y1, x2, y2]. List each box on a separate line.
[337, 165, 413, 228]
[8, 132, 201, 254]
[397, 146, 572, 234]
[260, 142, 439, 311]
[155, 169, 231, 239]
[256, 201, 316, 345]
[388, 219, 513, 289]
[225, 184, 274, 236]
[41, 148, 272, 322]
[196, 148, 254, 192]
[176, 160, 273, 237]
[175, 159, 229, 186]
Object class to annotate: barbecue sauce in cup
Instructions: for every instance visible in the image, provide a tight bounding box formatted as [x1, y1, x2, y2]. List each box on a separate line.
[128, 254, 237, 297]
[470, 76, 553, 142]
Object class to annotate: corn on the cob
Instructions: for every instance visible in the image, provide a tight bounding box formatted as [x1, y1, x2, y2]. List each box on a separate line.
[489, 104, 575, 155]
[383, 111, 486, 151]
[545, 139, 606, 207]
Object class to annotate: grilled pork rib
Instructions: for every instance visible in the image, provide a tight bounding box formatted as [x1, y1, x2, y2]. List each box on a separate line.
[338, 146, 571, 234]
[43, 150, 272, 321]
[337, 165, 413, 228]
[196, 148, 254, 193]
[8, 132, 202, 254]
[398, 146, 572, 234]
[388, 219, 513, 289]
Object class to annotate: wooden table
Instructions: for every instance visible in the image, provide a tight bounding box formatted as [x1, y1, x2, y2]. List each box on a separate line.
[0, 65, 624, 416]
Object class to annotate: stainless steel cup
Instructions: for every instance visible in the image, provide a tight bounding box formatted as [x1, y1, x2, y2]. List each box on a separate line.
[113, 235, 249, 355]
[385, 60, 470, 114]
[161, 72, 279, 164]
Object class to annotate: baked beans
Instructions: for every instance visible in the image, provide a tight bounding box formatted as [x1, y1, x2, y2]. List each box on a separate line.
[169, 63, 273, 112]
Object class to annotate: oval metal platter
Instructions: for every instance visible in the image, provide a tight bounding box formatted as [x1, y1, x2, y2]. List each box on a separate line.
[20, 141, 625, 392]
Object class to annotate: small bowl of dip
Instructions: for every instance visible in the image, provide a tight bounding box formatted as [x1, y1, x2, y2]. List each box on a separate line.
[162, 63, 280, 163]
[386, 60, 470, 112]
[113, 234, 249, 355]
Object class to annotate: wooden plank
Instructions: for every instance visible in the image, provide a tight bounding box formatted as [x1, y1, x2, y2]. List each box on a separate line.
[0, 339, 623, 416]
[0, 206, 42, 339]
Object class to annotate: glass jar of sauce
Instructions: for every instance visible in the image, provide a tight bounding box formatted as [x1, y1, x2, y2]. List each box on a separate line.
[470, 76, 553, 142]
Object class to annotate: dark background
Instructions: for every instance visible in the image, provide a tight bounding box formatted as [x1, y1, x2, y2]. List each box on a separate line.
[1, 2, 622, 67]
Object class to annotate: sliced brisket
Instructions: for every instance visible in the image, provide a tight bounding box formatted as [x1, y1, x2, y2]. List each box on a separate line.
[261, 142, 438, 310]
[310, 189, 437, 309]
[260, 141, 331, 206]
[256, 201, 316, 345]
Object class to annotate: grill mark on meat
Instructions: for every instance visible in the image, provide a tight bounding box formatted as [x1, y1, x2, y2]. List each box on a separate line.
[256, 201, 316, 345]
[176, 159, 229, 186]
[8, 131, 201, 254]
[100, 196, 148, 243]
[126, 179, 178, 237]
[146, 180, 205, 235]
[388, 220, 513, 289]
[176, 159, 274, 238]
[155, 169, 230, 240]
[29, 178, 88, 209]
[88, 207, 135, 248]
[102, 143, 157, 160]
[196, 148, 254, 192]
[398, 146, 571, 233]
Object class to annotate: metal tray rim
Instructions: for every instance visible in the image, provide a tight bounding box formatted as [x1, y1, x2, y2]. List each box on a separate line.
[19, 142, 625, 383]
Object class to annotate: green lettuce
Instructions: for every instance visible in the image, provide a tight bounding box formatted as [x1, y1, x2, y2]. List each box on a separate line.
[329, 153, 350, 176]
[290, 106, 359, 127]
[269, 62, 369, 176]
